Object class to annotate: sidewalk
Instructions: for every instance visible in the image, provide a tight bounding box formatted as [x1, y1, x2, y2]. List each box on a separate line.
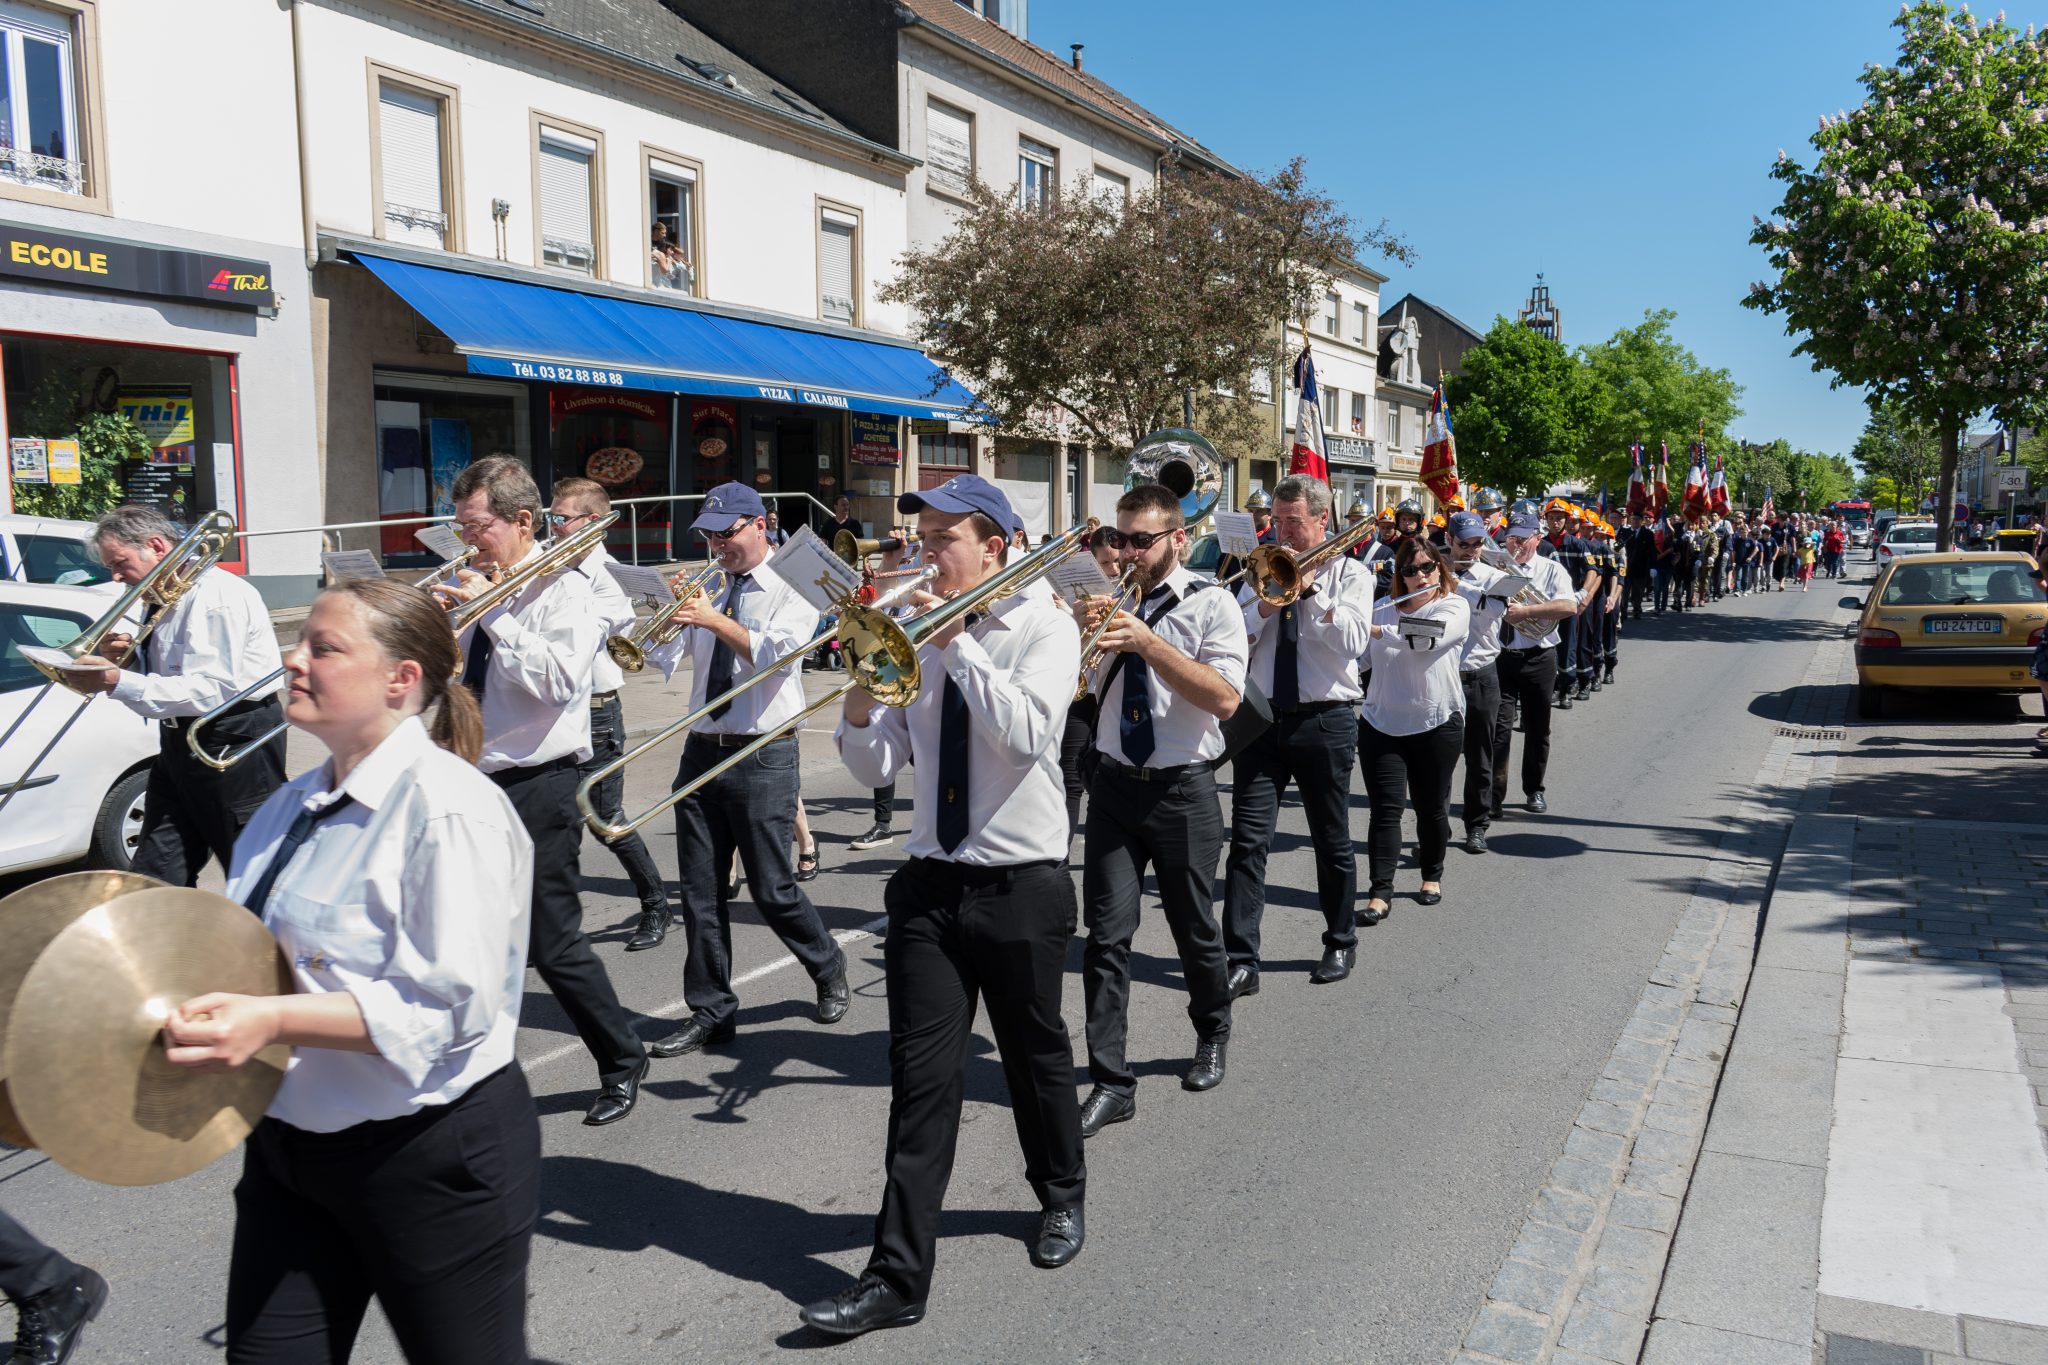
[1645, 813, 2048, 1365]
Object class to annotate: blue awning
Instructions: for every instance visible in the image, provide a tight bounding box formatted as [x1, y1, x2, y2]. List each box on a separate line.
[355, 253, 979, 422]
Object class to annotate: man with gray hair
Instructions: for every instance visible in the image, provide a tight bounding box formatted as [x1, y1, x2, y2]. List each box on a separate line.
[69, 503, 285, 883]
[1220, 474, 1375, 991]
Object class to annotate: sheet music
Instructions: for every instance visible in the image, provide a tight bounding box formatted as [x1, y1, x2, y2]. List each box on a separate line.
[606, 561, 677, 606]
[320, 549, 385, 584]
[773, 526, 861, 614]
[414, 524, 466, 562]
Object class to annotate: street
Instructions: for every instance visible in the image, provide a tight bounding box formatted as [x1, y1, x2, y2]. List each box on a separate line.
[0, 577, 1868, 1363]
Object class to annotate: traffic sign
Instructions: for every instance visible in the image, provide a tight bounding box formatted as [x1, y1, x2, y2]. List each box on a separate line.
[1992, 467, 2029, 493]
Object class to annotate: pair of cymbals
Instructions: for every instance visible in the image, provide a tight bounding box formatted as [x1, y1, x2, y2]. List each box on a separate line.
[0, 871, 292, 1186]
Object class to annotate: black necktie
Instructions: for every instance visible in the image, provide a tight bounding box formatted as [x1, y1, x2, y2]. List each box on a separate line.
[460, 629, 493, 700]
[137, 600, 163, 673]
[1272, 601, 1301, 709]
[242, 794, 356, 919]
[1118, 585, 1172, 766]
[705, 574, 749, 721]
[937, 675, 970, 853]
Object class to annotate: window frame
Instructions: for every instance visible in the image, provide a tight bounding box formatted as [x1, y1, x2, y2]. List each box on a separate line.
[1350, 391, 1367, 435]
[1322, 290, 1340, 338]
[1017, 135, 1056, 212]
[367, 62, 462, 254]
[0, 0, 104, 214]
[816, 196, 862, 328]
[529, 110, 605, 279]
[639, 143, 704, 295]
[1091, 164, 1129, 209]
[924, 97, 974, 202]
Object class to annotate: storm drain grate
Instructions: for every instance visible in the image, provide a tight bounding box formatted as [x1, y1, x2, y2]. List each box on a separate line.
[1776, 725, 1846, 740]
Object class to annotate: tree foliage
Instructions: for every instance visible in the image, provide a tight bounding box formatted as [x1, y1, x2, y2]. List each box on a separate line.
[1744, 1, 2048, 547]
[880, 158, 1408, 456]
[8, 374, 141, 521]
[1441, 319, 1598, 497]
[1851, 395, 1942, 513]
[1577, 309, 1744, 494]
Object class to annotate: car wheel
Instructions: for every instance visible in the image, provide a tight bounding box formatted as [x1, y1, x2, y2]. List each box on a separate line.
[90, 768, 150, 870]
[1855, 684, 1886, 720]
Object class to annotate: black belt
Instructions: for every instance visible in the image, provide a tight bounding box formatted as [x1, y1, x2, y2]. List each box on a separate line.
[1271, 700, 1353, 716]
[589, 690, 619, 706]
[161, 692, 278, 732]
[1098, 756, 1212, 783]
[907, 856, 1062, 891]
[688, 730, 785, 749]
[1504, 644, 1549, 655]
[492, 754, 579, 779]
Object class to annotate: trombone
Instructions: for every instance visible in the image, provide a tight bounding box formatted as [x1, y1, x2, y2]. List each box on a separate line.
[579, 525, 1092, 841]
[605, 560, 726, 674]
[0, 511, 237, 816]
[443, 512, 619, 639]
[186, 544, 486, 772]
[1221, 513, 1381, 607]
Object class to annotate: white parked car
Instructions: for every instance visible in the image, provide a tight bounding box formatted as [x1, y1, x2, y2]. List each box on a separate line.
[1876, 520, 1940, 567]
[0, 581, 156, 874]
[0, 513, 113, 589]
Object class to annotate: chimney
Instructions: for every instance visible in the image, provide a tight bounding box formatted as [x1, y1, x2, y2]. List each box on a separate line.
[1070, 43, 1084, 70]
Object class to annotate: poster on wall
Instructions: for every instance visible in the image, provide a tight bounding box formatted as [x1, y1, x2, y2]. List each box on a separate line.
[10, 438, 48, 484]
[551, 387, 667, 500]
[428, 419, 472, 518]
[114, 387, 196, 467]
[123, 460, 193, 519]
[689, 400, 737, 466]
[45, 439, 80, 485]
[850, 414, 901, 467]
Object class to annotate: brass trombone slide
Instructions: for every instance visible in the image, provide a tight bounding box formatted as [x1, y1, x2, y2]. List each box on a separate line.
[1221, 513, 1382, 607]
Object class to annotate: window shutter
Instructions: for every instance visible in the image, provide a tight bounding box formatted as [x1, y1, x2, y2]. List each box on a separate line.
[819, 213, 855, 324]
[378, 86, 445, 247]
[539, 129, 595, 271]
[926, 102, 971, 194]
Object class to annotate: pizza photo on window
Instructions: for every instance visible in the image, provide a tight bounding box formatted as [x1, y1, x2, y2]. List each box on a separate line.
[585, 446, 645, 486]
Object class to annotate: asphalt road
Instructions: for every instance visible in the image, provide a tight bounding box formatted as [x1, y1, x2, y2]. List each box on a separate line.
[2, 576, 1861, 1363]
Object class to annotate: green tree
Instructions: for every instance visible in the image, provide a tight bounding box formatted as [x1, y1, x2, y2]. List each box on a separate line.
[8, 372, 142, 520]
[1578, 309, 1744, 496]
[1851, 396, 1941, 513]
[881, 158, 1408, 459]
[1745, 2, 2048, 549]
[1443, 318, 1596, 497]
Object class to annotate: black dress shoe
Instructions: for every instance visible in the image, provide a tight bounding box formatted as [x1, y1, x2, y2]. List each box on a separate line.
[624, 907, 670, 952]
[1464, 829, 1489, 855]
[816, 971, 850, 1024]
[1077, 1085, 1134, 1137]
[1309, 946, 1355, 984]
[1181, 1039, 1226, 1092]
[1603, 668, 1616, 685]
[584, 1056, 649, 1126]
[1417, 887, 1444, 906]
[1555, 693, 1573, 710]
[1528, 790, 1548, 814]
[799, 1274, 926, 1337]
[648, 1016, 734, 1058]
[1226, 964, 1260, 1000]
[1030, 1206, 1085, 1268]
[10, 1266, 107, 1365]
[1360, 899, 1389, 925]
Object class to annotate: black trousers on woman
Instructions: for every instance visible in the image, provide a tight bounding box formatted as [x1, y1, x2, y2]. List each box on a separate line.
[1358, 714, 1465, 898]
[1058, 695, 1099, 841]
[225, 1064, 541, 1364]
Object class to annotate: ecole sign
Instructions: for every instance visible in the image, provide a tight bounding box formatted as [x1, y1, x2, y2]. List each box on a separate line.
[0, 219, 275, 312]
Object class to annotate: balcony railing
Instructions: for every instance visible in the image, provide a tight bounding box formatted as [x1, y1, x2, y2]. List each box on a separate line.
[382, 202, 448, 243]
[0, 146, 84, 196]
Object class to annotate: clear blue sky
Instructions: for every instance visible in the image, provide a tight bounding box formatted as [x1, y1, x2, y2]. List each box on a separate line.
[1028, 0, 1932, 460]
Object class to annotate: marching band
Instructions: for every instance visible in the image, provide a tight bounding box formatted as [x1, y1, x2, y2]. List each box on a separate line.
[2, 453, 1726, 1362]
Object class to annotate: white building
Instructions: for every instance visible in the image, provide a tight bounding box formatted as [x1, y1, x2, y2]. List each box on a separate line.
[0, 0, 319, 600]
[1281, 261, 1386, 518]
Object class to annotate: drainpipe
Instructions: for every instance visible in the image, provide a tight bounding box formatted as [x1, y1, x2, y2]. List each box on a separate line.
[289, 0, 318, 270]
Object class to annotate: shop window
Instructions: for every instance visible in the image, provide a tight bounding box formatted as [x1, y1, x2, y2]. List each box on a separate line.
[1017, 136, 1055, 212]
[375, 80, 451, 250]
[925, 99, 971, 197]
[554, 387, 673, 563]
[647, 155, 697, 293]
[920, 432, 973, 469]
[0, 1, 82, 198]
[372, 371, 529, 563]
[537, 123, 598, 276]
[819, 205, 858, 326]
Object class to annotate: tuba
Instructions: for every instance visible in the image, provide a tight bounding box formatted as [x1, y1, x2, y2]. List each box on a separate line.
[1123, 427, 1224, 529]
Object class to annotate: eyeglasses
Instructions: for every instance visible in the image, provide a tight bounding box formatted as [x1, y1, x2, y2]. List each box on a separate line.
[453, 515, 507, 537]
[705, 519, 754, 542]
[1401, 564, 1438, 578]
[1452, 538, 1485, 551]
[1099, 528, 1173, 551]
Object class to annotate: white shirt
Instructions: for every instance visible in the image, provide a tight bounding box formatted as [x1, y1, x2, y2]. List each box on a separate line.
[225, 717, 533, 1133]
[1500, 554, 1578, 651]
[458, 542, 598, 772]
[646, 557, 815, 736]
[583, 547, 637, 696]
[1454, 562, 1515, 673]
[109, 565, 283, 719]
[1360, 594, 1471, 736]
[1238, 554, 1374, 704]
[1093, 565, 1248, 767]
[836, 590, 1079, 865]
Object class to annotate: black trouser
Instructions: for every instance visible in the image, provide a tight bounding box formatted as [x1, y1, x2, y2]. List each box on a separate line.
[1458, 665, 1500, 833]
[1058, 695, 1098, 841]
[132, 696, 285, 886]
[1082, 763, 1230, 1097]
[673, 733, 844, 1027]
[1552, 609, 1578, 698]
[1653, 564, 1676, 612]
[577, 692, 667, 913]
[867, 858, 1084, 1304]
[493, 758, 644, 1088]
[1359, 714, 1463, 897]
[0, 1210, 78, 1304]
[1625, 568, 1651, 619]
[873, 781, 898, 828]
[225, 1064, 539, 1365]
[1574, 606, 1599, 689]
[1220, 705, 1357, 971]
[1599, 600, 1620, 671]
[1493, 647, 1557, 808]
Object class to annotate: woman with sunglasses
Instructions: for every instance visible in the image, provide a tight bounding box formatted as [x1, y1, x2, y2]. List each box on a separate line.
[1357, 538, 1471, 917]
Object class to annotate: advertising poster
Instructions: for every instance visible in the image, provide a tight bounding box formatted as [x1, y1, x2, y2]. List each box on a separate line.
[10, 437, 47, 484]
[689, 400, 737, 466]
[45, 438, 79, 485]
[850, 413, 901, 467]
[428, 418, 472, 518]
[115, 387, 196, 467]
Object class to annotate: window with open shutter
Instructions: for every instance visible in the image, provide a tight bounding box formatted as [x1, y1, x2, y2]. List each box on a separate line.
[378, 84, 446, 248]
[819, 208, 856, 325]
[539, 127, 596, 275]
[0, 0, 83, 196]
[926, 100, 971, 196]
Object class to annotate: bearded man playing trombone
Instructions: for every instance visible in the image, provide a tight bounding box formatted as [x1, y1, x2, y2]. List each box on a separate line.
[801, 475, 1086, 1338]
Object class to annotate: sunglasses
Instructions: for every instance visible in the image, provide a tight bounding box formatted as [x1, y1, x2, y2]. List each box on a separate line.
[705, 519, 754, 541]
[1400, 563, 1439, 578]
[1099, 528, 1173, 551]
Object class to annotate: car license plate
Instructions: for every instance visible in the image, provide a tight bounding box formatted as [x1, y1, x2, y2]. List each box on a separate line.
[1923, 618, 2001, 634]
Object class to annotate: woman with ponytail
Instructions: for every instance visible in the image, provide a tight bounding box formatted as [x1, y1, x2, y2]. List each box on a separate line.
[161, 577, 541, 1364]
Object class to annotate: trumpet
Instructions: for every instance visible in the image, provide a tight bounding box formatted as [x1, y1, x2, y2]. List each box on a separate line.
[0, 511, 237, 816]
[580, 525, 1094, 841]
[186, 544, 488, 772]
[605, 560, 727, 674]
[1222, 513, 1380, 607]
[833, 530, 905, 565]
[1073, 566, 1143, 701]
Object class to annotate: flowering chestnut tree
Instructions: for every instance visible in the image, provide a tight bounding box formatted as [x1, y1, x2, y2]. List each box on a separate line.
[1745, 1, 2048, 549]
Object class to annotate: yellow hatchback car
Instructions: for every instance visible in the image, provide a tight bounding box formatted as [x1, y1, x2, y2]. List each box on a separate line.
[1855, 553, 2045, 718]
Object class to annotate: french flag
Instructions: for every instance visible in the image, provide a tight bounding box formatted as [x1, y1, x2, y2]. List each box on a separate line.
[1682, 442, 1710, 521]
[1289, 346, 1328, 482]
[1709, 455, 1730, 516]
[1655, 441, 1671, 512]
[1626, 442, 1650, 516]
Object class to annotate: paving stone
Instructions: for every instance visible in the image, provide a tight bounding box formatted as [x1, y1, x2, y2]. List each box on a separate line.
[1589, 1076, 1641, 1106]
[1551, 1154, 1620, 1199]
[1558, 1303, 1648, 1363]
[1581, 1264, 1659, 1318]
[1961, 1316, 2048, 1364]
[1644, 1100, 1708, 1139]
[1464, 1303, 1548, 1363]
[1632, 1125, 1701, 1166]
[1822, 1335, 1933, 1365]
[1564, 1126, 1628, 1168]
[1624, 1156, 1691, 1198]
[1577, 1099, 1636, 1135]
[1533, 1185, 1597, 1234]
[1608, 1187, 1681, 1234]
[1592, 1221, 1670, 1276]
[1662, 1055, 1720, 1089]
[1693, 1002, 1741, 1027]
[1487, 1258, 1569, 1318]
[1508, 1219, 1584, 1273]
[1654, 1151, 1821, 1345]
[1815, 1296, 1961, 1352]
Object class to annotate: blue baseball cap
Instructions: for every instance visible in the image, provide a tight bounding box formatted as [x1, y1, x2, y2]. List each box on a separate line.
[898, 474, 1017, 535]
[1447, 511, 1486, 541]
[691, 481, 766, 532]
[1506, 513, 1543, 538]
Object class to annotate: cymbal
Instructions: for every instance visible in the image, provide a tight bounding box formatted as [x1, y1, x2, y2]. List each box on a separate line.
[5, 887, 292, 1186]
[0, 870, 161, 1087]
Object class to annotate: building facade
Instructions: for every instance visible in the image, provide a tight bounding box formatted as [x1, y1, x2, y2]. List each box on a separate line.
[1276, 262, 1384, 518]
[1376, 293, 1483, 515]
